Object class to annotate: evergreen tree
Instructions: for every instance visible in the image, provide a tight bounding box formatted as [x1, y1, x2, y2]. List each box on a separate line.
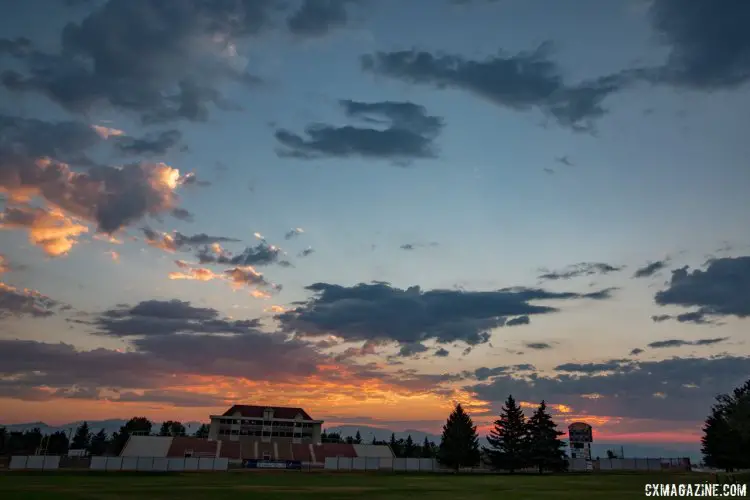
[421, 436, 432, 458]
[404, 434, 415, 458]
[371, 435, 377, 445]
[526, 401, 568, 473]
[438, 403, 480, 470]
[193, 424, 210, 438]
[45, 431, 70, 455]
[355, 430, 362, 444]
[89, 429, 109, 456]
[702, 379, 750, 471]
[389, 433, 400, 457]
[484, 394, 528, 472]
[71, 421, 91, 450]
[159, 420, 186, 437]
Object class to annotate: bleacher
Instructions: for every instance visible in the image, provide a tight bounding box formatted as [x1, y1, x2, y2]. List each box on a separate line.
[166, 437, 217, 458]
[311, 443, 357, 460]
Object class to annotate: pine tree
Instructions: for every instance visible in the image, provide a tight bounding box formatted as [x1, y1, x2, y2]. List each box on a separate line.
[389, 433, 400, 457]
[484, 394, 528, 472]
[355, 430, 362, 444]
[438, 403, 480, 470]
[526, 401, 568, 474]
[193, 424, 210, 438]
[71, 421, 91, 450]
[89, 429, 108, 456]
[404, 434, 415, 458]
[421, 436, 432, 458]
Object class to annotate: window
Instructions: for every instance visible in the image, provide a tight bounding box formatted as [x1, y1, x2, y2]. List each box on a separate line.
[262, 453, 271, 460]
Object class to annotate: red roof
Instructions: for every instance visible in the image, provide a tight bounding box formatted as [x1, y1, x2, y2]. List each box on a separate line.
[222, 405, 315, 421]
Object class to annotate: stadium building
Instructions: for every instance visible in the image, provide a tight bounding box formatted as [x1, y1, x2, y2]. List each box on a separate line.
[120, 404, 393, 466]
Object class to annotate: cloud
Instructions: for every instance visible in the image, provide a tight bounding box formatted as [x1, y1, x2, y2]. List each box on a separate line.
[524, 342, 552, 350]
[0, 282, 63, 319]
[287, 0, 359, 38]
[434, 347, 450, 357]
[469, 355, 750, 421]
[114, 130, 182, 156]
[168, 260, 278, 296]
[397, 342, 429, 357]
[505, 315, 530, 327]
[646, 0, 750, 90]
[0, 205, 89, 257]
[472, 364, 536, 382]
[196, 241, 284, 267]
[276, 281, 612, 348]
[1, 154, 192, 234]
[141, 227, 240, 253]
[400, 241, 439, 251]
[284, 227, 304, 240]
[647, 337, 729, 349]
[113, 389, 232, 407]
[630, 348, 644, 356]
[634, 260, 668, 278]
[654, 256, 750, 322]
[538, 262, 624, 281]
[275, 99, 444, 162]
[0, 0, 273, 123]
[554, 360, 632, 374]
[361, 44, 633, 132]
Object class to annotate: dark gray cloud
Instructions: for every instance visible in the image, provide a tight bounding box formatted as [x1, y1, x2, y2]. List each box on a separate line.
[654, 256, 750, 323]
[284, 228, 304, 240]
[434, 347, 450, 357]
[524, 342, 552, 350]
[141, 227, 240, 253]
[298, 247, 314, 258]
[114, 130, 182, 156]
[397, 342, 429, 357]
[114, 389, 233, 407]
[1, 0, 273, 123]
[287, 0, 358, 37]
[0, 114, 101, 166]
[505, 315, 530, 327]
[633, 260, 668, 278]
[83, 299, 263, 337]
[361, 45, 633, 132]
[554, 359, 632, 374]
[170, 208, 194, 222]
[647, 0, 750, 90]
[469, 355, 750, 421]
[647, 337, 729, 349]
[538, 262, 623, 281]
[0, 281, 63, 319]
[277, 281, 612, 348]
[275, 99, 443, 162]
[472, 364, 536, 382]
[630, 348, 644, 356]
[196, 241, 283, 267]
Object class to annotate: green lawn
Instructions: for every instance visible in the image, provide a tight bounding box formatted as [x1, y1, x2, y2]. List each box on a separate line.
[0, 471, 738, 500]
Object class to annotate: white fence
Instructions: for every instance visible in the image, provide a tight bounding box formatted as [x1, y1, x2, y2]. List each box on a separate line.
[10, 456, 61, 470]
[324, 457, 438, 472]
[89, 456, 229, 471]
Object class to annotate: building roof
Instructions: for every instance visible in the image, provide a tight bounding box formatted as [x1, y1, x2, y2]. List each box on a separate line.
[221, 405, 315, 421]
[568, 422, 592, 430]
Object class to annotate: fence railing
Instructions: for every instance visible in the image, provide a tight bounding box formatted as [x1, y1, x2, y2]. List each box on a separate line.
[324, 457, 438, 472]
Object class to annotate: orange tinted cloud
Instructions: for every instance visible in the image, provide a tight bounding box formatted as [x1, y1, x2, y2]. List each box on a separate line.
[0, 205, 89, 257]
[91, 124, 125, 139]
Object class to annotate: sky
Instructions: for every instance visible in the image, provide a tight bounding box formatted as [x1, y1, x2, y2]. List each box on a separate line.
[0, 0, 749, 448]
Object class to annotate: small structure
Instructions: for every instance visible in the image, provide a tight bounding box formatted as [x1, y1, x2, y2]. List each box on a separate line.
[568, 422, 593, 460]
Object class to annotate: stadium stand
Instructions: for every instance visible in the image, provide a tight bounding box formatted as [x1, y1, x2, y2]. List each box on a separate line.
[167, 437, 217, 458]
[120, 436, 173, 457]
[311, 443, 357, 460]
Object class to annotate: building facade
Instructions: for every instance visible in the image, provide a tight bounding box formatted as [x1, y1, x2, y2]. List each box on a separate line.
[208, 405, 323, 444]
[568, 422, 593, 460]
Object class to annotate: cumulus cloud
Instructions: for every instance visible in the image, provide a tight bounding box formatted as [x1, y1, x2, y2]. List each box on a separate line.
[0, 205, 88, 257]
[630, 348, 644, 356]
[647, 337, 729, 349]
[114, 129, 182, 156]
[275, 99, 444, 163]
[524, 342, 552, 350]
[196, 241, 284, 267]
[276, 281, 613, 349]
[653, 256, 750, 323]
[0, 0, 273, 123]
[168, 260, 278, 296]
[538, 262, 623, 281]
[361, 44, 633, 132]
[284, 227, 304, 240]
[646, 0, 750, 90]
[633, 260, 668, 278]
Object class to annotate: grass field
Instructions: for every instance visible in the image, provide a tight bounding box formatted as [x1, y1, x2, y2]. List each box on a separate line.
[2, 471, 743, 500]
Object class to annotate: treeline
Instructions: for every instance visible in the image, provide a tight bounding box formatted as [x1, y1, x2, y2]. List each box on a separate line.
[320, 430, 439, 458]
[0, 418, 210, 457]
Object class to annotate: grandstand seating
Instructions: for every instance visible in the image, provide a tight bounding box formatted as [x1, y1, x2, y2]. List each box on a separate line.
[311, 443, 357, 460]
[166, 437, 217, 458]
[121, 436, 173, 458]
[218, 441, 241, 460]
